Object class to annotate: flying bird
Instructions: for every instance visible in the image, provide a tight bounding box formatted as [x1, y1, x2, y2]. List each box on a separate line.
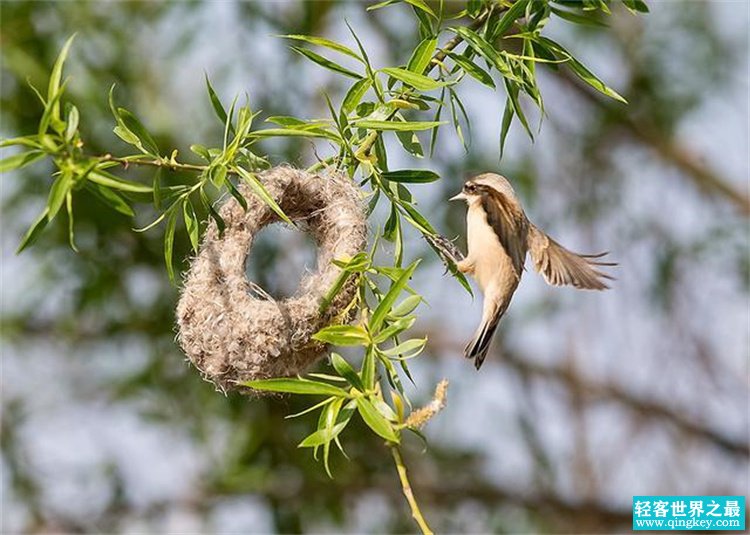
[449, 173, 615, 369]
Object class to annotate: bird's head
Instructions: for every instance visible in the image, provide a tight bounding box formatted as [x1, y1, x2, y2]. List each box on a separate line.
[450, 173, 520, 206]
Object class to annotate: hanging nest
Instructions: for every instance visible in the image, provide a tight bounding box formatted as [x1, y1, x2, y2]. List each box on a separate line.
[176, 166, 367, 394]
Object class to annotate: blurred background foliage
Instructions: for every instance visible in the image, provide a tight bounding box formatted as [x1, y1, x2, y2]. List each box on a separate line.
[1, 1, 748, 533]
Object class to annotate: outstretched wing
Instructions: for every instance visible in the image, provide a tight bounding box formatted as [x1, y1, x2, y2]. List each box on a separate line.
[528, 226, 615, 290]
[480, 188, 528, 276]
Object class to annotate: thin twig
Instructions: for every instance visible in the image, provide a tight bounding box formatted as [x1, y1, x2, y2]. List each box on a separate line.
[390, 445, 434, 535]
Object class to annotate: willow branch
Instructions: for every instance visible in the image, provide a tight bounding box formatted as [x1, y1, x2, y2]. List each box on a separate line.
[390, 445, 434, 535]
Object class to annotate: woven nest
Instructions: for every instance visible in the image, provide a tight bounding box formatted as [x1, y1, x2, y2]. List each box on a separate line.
[176, 166, 367, 393]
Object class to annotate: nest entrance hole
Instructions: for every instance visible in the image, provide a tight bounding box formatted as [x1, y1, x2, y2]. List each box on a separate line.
[245, 224, 318, 300]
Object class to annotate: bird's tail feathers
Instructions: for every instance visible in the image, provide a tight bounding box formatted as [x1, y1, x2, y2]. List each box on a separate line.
[464, 314, 501, 370]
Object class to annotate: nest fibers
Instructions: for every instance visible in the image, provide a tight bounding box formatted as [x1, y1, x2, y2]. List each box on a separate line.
[176, 166, 367, 393]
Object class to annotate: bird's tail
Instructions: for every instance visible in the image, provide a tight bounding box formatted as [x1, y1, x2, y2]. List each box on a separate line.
[464, 309, 504, 370]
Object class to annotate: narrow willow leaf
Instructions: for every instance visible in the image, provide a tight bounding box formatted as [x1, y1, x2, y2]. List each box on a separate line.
[399, 201, 436, 234]
[152, 168, 163, 209]
[370, 260, 419, 332]
[204, 74, 233, 133]
[0, 151, 45, 173]
[190, 144, 211, 161]
[445, 51, 495, 88]
[233, 166, 292, 224]
[537, 36, 627, 103]
[16, 208, 50, 254]
[404, 0, 436, 18]
[342, 78, 372, 115]
[48, 34, 76, 125]
[116, 107, 159, 155]
[200, 189, 225, 236]
[285, 397, 335, 419]
[550, 6, 608, 27]
[499, 97, 514, 159]
[330, 353, 364, 391]
[372, 315, 416, 344]
[0, 136, 43, 149]
[382, 169, 439, 183]
[380, 67, 445, 92]
[164, 209, 177, 282]
[504, 79, 533, 140]
[299, 416, 349, 448]
[356, 397, 399, 443]
[226, 179, 248, 211]
[448, 27, 519, 82]
[488, 0, 530, 41]
[319, 269, 352, 313]
[291, 47, 362, 79]
[47, 169, 74, 220]
[407, 37, 437, 74]
[381, 338, 427, 357]
[281, 35, 363, 62]
[390, 294, 422, 317]
[251, 128, 340, 142]
[356, 119, 444, 131]
[394, 129, 424, 158]
[183, 201, 199, 252]
[38, 79, 69, 136]
[313, 325, 370, 346]
[243, 378, 350, 397]
[88, 170, 152, 193]
[64, 105, 79, 142]
[65, 191, 78, 252]
[85, 182, 134, 216]
[366, 0, 400, 11]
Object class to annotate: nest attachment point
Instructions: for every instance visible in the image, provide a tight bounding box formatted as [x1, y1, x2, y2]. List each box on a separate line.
[176, 166, 367, 394]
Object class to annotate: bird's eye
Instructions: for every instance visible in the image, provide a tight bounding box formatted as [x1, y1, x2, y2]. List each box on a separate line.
[465, 184, 476, 193]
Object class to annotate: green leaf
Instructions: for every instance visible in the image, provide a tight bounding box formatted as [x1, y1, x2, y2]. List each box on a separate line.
[394, 129, 424, 158]
[85, 182, 134, 217]
[381, 338, 427, 358]
[251, 128, 340, 141]
[116, 107, 160, 155]
[298, 416, 349, 447]
[88, 170, 152, 193]
[536, 36, 627, 103]
[370, 260, 419, 333]
[243, 378, 350, 397]
[313, 325, 370, 346]
[356, 397, 399, 442]
[183, 201, 200, 252]
[281, 35, 363, 62]
[489, 0, 530, 41]
[448, 27, 519, 82]
[550, 6, 608, 27]
[499, 97, 514, 159]
[16, 208, 50, 254]
[190, 144, 211, 161]
[373, 316, 416, 344]
[380, 67, 445, 92]
[445, 51, 495, 88]
[404, 0, 436, 18]
[201, 189, 225, 236]
[226, 179, 248, 211]
[390, 294, 422, 317]
[47, 169, 74, 220]
[407, 37, 438, 74]
[65, 191, 78, 252]
[204, 74, 233, 134]
[504, 79, 533, 140]
[164, 209, 177, 283]
[291, 47, 362, 79]
[64, 105, 79, 142]
[330, 353, 364, 391]
[0, 151, 45, 173]
[382, 169, 440, 183]
[39, 79, 69, 136]
[233, 166, 292, 224]
[342, 78, 372, 115]
[355, 119, 444, 131]
[48, 34, 76, 126]
[319, 269, 353, 314]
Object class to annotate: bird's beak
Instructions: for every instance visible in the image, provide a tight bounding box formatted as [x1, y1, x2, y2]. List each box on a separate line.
[450, 192, 467, 201]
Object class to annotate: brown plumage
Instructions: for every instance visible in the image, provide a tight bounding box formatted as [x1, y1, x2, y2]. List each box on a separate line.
[450, 173, 615, 369]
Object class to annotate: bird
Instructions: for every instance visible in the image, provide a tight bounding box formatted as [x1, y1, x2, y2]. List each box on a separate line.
[449, 173, 615, 369]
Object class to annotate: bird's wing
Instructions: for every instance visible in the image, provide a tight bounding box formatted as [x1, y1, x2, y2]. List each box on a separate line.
[480, 189, 528, 276]
[528, 225, 615, 290]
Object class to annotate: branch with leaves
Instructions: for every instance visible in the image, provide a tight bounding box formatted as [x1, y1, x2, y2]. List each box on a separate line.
[0, 0, 646, 531]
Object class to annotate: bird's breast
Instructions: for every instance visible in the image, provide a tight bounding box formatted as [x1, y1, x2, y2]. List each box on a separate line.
[466, 206, 518, 292]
